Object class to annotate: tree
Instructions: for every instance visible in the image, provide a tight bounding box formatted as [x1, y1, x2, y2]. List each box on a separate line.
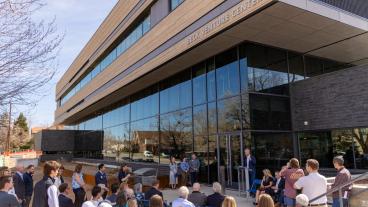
[13, 113, 28, 133]
[0, 112, 9, 150]
[0, 0, 63, 105]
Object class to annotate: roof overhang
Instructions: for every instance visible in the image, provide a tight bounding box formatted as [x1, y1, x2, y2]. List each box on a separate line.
[60, 0, 368, 125]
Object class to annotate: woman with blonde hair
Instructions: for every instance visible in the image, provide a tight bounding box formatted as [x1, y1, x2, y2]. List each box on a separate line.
[258, 194, 275, 207]
[222, 196, 237, 207]
[254, 169, 274, 205]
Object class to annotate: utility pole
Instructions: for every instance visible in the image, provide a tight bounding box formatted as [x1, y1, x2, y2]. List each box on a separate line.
[5, 100, 12, 154]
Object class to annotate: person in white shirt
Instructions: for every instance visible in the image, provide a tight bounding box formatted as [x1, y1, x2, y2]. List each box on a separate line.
[172, 186, 195, 207]
[82, 186, 103, 207]
[294, 159, 327, 207]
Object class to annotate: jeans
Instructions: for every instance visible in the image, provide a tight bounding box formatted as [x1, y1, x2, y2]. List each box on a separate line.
[73, 188, 86, 207]
[333, 198, 348, 207]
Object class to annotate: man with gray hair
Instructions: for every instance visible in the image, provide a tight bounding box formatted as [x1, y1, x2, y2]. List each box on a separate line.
[330, 156, 351, 207]
[172, 186, 195, 207]
[13, 164, 26, 207]
[206, 182, 225, 207]
[188, 183, 207, 207]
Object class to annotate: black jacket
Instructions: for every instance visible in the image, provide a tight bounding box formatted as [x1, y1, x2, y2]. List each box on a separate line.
[23, 172, 33, 197]
[32, 176, 54, 207]
[58, 194, 74, 207]
[188, 191, 207, 207]
[144, 187, 163, 200]
[206, 193, 224, 207]
[13, 173, 26, 200]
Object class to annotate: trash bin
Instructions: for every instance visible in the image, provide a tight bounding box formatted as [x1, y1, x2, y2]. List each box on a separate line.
[134, 168, 157, 186]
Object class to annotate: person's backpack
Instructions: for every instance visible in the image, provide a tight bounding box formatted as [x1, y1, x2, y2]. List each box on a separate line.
[32, 176, 53, 207]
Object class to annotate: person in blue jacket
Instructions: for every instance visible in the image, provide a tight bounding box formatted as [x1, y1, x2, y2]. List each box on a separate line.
[244, 147, 256, 195]
[95, 163, 108, 199]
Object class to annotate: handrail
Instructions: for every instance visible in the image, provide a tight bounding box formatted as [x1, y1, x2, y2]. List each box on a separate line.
[309, 172, 368, 204]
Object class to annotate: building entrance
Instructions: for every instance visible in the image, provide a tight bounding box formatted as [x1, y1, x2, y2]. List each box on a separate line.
[217, 133, 243, 189]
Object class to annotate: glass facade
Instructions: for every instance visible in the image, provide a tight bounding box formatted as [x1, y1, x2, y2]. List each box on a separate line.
[60, 14, 151, 106]
[170, 0, 185, 11]
[298, 128, 368, 169]
[67, 41, 359, 184]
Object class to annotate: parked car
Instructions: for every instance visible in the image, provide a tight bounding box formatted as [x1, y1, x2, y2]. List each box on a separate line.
[144, 150, 153, 157]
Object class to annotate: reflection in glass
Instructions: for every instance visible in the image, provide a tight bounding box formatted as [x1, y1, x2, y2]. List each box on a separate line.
[288, 52, 304, 82]
[217, 96, 241, 133]
[241, 94, 250, 129]
[208, 101, 217, 135]
[194, 135, 208, 183]
[351, 128, 368, 169]
[103, 104, 130, 128]
[193, 104, 207, 136]
[193, 63, 207, 105]
[131, 87, 158, 121]
[160, 109, 192, 164]
[85, 115, 102, 131]
[298, 132, 333, 168]
[130, 117, 159, 163]
[103, 123, 130, 161]
[216, 49, 240, 99]
[208, 135, 218, 183]
[160, 70, 191, 114]
[247, 43, 289, 94]
[250, 94, 291, 130]
[253, 132, 293, 172]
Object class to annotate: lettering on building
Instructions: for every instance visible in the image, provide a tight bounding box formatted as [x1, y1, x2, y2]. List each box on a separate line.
[187, 0, 267, 46]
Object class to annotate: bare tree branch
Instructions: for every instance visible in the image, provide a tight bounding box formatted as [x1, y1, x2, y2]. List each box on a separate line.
[0, 0, 63, 106]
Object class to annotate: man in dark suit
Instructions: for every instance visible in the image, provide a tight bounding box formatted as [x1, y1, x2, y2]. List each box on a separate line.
[23, 165, 34, 207]
[58, 183, 74, 207]
[13, 164, 26, 207]
[244, 147, 256, 192]
[144, 180, 163, 200]
[207, 182, 225, 207]
[95, 163, 108, 199]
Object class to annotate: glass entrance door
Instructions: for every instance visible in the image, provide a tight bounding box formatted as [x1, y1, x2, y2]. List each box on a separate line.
[217, 133, 242, 189]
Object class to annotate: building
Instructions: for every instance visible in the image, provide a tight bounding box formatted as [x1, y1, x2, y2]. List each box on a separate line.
[55, 0, 368, 187]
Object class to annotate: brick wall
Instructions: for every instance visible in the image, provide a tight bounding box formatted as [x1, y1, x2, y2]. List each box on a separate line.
[290, 64, 368, 131]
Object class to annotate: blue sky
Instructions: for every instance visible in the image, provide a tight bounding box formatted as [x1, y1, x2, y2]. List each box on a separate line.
[18, 0, 118, 128]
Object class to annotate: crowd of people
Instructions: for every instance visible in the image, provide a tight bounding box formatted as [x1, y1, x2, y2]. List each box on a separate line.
[0, 149, 352, 207]
[249, 156, 351, 207]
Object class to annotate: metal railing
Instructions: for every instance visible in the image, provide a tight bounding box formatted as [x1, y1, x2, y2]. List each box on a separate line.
[309, 172, 368, 207]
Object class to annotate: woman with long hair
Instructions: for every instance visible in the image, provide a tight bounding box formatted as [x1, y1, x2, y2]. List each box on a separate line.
[254, 169, 274, 205]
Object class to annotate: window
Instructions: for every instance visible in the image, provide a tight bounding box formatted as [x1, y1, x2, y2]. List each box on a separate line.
[193, 62, 207, 105]
[288, 52, 304, 82]
[253, 132, 294, 172]
[103, 123, 130, 161]
[160, 109, 192, 163]
[160, 70, 191, 114]
[60, 14, 151, 106]
[247, 43, 289, 95]
[130, 117, 159, 163]
[217, 96, 241, 133]
[170, 0, 184, 11]
[215, 48, 240, 99]
[250, 94, 291, 130]
[131, 86, 159, 121]
[193, 104, 207, 136]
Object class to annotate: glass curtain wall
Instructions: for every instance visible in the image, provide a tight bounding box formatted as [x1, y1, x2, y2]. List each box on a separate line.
[298, 128, 368, 169]
[67, 41, 357, 180]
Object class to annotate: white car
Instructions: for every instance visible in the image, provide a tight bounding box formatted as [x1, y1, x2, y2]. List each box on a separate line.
[143, 150, 153, 158]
